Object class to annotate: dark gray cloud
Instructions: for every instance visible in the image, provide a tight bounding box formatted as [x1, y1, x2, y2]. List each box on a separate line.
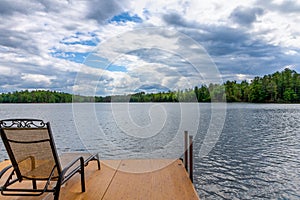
[201, 27, 248, 55]
[0, 0, 72, 56]
[162, 12, 196, 28]
[0, 75, 21, 88]
[162, 10, 300, 79]
[162, 12, 251, 55]
[0, 30, 40, 55]
[230, 6, 264, 26]
[179, 24, 251, 56]
[163, 12, 255, 56]
[86, 0, 129, 24]
[163, 12, 192, 27]
[39, 0, 67, 13]
[0, 0, 71, 16]
[257, 0, 300, 14]
[0, 0, 31, 15]
[196, 29, 297, 77]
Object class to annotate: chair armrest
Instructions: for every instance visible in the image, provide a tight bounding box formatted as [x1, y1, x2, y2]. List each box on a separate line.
[84, 154, 98, 165]
[84, 154, 101, 170]
[0, 165, 13, 179]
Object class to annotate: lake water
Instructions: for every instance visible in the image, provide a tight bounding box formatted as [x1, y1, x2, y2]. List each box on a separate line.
[0, 103, 299, 199]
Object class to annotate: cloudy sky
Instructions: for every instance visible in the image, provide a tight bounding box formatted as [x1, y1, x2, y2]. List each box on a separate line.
[0, 0, 300, 96]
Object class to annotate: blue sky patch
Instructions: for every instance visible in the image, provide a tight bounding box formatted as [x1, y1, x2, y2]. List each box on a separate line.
[50, 49, 89, 63]
[84, 54, 127, 72]
[106, 64, 127, 72]
[109, 12, 142, 23]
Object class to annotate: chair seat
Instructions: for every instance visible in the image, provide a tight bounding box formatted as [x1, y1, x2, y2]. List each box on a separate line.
[60, 152, 96, 167]
[22, 160, 57, 180]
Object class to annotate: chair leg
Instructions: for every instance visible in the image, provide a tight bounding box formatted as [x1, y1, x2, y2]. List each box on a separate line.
[54, 191, 60, 200]
[95, 154, 101, 170]
[32, 180, 37, 189]
[80, 157, 86, 192]
[54, 178, 62, 200]
[97, 159, 101, 170]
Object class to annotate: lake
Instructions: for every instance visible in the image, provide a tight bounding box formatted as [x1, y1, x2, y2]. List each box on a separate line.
[0, 103, 299, 199]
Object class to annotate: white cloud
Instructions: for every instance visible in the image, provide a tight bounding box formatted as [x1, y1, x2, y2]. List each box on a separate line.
[0, 0, 299, 95]
[0, 66, 15, 75]
[285, 50, 298, 55]
[21, 73, 56, 85]
[73, 27, 220, 95]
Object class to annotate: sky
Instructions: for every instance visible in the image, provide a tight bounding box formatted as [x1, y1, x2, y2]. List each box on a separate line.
[0, 0, 300, 96]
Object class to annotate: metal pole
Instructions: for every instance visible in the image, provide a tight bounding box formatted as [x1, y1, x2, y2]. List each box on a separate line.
[189, 135, 193, 183]
[184, 131, 188, 171]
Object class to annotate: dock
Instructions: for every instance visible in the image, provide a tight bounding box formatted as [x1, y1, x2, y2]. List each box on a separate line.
[0, 155, 200, 200]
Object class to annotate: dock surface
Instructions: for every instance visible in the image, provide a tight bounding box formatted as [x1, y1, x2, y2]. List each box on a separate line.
[0, 155, 200, 200]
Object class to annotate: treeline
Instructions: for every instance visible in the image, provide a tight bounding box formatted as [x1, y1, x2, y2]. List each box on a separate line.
[0, 90, 73, 103]
[224, 68, 300, 103]
[98, 68, 300, 103]
[0, 68, 300, 103]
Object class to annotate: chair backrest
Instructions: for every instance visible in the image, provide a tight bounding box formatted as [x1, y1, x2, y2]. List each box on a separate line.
[0, 119, 61, 180]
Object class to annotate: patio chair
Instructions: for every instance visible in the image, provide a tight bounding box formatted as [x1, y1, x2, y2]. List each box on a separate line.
[0, 118, 100, 200]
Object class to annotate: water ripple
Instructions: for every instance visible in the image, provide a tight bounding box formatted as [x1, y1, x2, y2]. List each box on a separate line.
[0, 103, 299, 199]
[194, 104, 300, 199]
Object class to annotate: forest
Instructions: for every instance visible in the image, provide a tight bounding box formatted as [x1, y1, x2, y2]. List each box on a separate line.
[0, 68, 300, 103]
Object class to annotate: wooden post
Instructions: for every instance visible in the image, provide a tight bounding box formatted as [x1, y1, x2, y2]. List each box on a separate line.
[184, 131, 188, 171]
[189, 135, 193, 183]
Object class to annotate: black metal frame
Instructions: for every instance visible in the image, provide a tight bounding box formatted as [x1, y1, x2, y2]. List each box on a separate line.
[0, 119, 100, 200]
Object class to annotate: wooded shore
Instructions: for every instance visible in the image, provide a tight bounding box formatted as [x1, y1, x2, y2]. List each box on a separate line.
[1, 68, 299, 103]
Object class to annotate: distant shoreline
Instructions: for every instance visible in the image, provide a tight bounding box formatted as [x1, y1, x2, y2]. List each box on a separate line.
[1, 102, 300, 105]
[1, 68, 300, 104]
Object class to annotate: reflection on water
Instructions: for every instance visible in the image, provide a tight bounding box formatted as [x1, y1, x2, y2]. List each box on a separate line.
[0, 103, 299, 199]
